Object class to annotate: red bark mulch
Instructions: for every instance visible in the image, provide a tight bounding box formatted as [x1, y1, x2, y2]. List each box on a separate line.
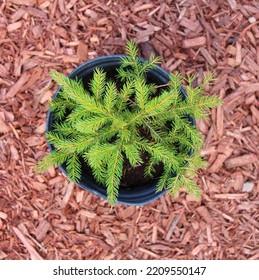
[0, 0, 258, 260]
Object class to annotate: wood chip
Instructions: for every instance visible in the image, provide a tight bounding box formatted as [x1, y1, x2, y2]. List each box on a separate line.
[179, 18, 202, 32]
[133, 4, 154, 13]
[34, 123, 46, 134]
[119, 206, 136, 220]
[0, 212, 7, 220]
[12, 227, 43, 260]
[61, 183, 75, 208]
[7, 21, 23, 32]
[78, 209, 97, 219]
[232, 172, 244, 191]
[101, 228, 117, 247]
[245, 83, 259, 94]
[24, 7, 47, 19]
[214, 193, 248, 199]
[77, 41, 88, 61]
[7, 0, 36, 6]
[208, 149, 233, 173]
[227, 0, 237, 11]
[0, 116, 10, 133]
[136, 26, 155, 43]
[21, 68, 43, 92]
[35, 220, 51, 241]
[216, 105, 224, 137]
[182, 231, 191, 245]
[165, 214, 181, 241]
[30, 181, 47, 191]
[196, 206, 214, 224]
[191, 244, 207, 256]
[6, 72, 30, 98]
[0, 252, 7, 260]
[10, 145, 19, 160]
[235, 42, 242, 65]
[138, 247, 160, 258]
[200, 47, 217, 66]
[183, 36, 206, 48]
[225, 154, 258, 169]
[250, 105, 259, 122]
[54, 26, 68, 39]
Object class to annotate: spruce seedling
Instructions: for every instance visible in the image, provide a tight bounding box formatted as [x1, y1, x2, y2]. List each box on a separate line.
[36, 41, 221, 205]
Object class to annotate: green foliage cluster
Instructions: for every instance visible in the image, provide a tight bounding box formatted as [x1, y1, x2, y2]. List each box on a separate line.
[36, 41, 221, 205]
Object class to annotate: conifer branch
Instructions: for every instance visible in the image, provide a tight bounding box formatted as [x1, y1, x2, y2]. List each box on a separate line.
[90, 68, 106, 102]
[116, 80, 134, 111]
[37, 41, 221, 204]
[66, 153, 81, 182]
[106, 143, 123, 205]
[35, 150, 70, 172]
[122, 143, 142, 167]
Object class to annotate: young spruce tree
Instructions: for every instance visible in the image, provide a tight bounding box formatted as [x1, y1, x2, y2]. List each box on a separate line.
[36, 41, 221, 205]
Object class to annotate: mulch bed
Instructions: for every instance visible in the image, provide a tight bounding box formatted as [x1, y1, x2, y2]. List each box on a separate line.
[0, 0, 258, 260]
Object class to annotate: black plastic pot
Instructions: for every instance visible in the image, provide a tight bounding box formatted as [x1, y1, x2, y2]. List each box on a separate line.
[46, 55, 194, 206]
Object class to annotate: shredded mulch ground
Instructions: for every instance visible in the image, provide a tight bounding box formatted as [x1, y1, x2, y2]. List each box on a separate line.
[0, 0, 258, 260]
